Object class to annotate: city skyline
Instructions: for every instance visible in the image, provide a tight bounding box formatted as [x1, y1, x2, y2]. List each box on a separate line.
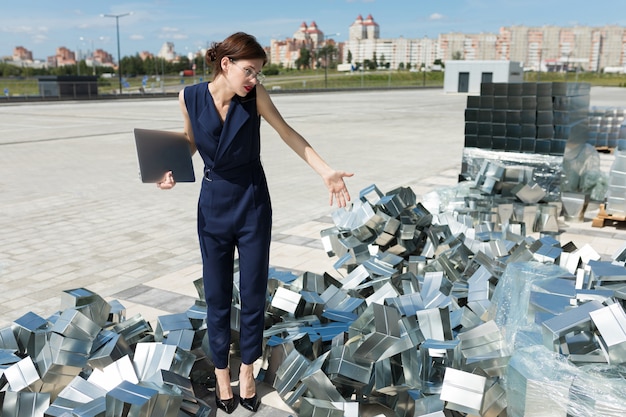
[2, 0, 625, 61]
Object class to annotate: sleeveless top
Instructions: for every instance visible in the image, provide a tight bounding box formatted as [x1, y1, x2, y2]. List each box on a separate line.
[183, 82, 262, 177]
[183, 82, 271, 238]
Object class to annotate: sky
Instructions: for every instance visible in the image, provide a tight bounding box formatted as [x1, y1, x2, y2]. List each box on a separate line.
[2, 0, 625, 60]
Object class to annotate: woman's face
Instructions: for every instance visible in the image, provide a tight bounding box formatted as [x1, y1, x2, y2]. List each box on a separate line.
[226, 58, 265, 96]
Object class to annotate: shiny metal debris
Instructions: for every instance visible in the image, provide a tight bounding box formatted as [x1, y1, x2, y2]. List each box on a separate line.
[88, 330, 133, 370]
[589, 303, 626, 364]
[105, 379, 182, 417]
[4, 356, 42, 392]
[298, 397, 344, 417]
[0, 287, 215, 416]
[561, 192, 590, 222]
[3, 167, 626, 416]
[270, 286, 304, 316]
[12, 311, 48, 357]
[112, 314, 154, 346]
[61, 288, 111, 328]
[440, 367, 486, 415]
[2, 391, 50, 417]
[273, 348, 311, 405]
[606, 140, 626, 214]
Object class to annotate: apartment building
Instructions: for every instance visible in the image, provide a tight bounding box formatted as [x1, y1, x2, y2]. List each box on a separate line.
[269, 21, 328, 69]
[12, 46, 33, 62]
[48, 47, 76, 68]
[342, 14, 438, 70]
[494, 25, 626, 72]
[271, 15, 626, 73]
[7, 17, 626, 73]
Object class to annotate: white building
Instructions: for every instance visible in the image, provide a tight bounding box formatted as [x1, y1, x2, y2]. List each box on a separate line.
[444, 61, 524, 94]
[342, 15, 438, 70]
[157, 42, 176, 61]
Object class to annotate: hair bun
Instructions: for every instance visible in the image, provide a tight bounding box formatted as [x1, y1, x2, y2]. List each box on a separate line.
[206, 48, 218, 62]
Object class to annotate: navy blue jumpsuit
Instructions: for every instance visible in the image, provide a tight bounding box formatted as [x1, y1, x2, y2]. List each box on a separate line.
[183, 82, 272, 369]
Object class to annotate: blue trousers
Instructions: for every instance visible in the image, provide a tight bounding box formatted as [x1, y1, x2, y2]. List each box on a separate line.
[197, 164, 272, 369]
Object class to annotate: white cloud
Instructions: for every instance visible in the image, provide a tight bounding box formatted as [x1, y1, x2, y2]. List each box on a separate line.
[158, 27, 188, 40]
[5, 26, 34, 34]
[31, 34, 48, 44]
[170, 33, 188, 40]
[429, 13, 444, 21]
[130, 34, 145, 40]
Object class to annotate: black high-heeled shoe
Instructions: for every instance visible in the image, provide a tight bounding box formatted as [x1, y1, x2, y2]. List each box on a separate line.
[240, 394, 260, 412]
[239, 367, 260, 412]
[215, 380, 238, 414]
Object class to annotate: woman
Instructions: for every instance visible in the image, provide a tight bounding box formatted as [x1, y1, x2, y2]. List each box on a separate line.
[157, 32, 352, 413]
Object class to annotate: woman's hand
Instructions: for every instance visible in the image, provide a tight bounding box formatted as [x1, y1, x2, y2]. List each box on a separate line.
[156, 171, 176, 190]
[324, 170, 353, 207]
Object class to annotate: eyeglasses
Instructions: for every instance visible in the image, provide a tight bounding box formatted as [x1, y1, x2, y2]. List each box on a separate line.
[229, 59, 266, 84]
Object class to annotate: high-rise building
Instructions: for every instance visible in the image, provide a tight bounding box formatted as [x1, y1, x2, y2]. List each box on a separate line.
[270, 21, 331, 69]
[495, 25, 626, 72]
[343, 14, 437, 70]
[94, 49, 114, 66]
[157, 42, 176, 62]
[343, 16, 626, 72]
[52, 47, 76, 67]
[12, 46, 33, 62]
[14, 19, 625, 73]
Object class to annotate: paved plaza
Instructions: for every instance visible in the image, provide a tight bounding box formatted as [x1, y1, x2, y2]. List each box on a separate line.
[1, 86, 626, 414]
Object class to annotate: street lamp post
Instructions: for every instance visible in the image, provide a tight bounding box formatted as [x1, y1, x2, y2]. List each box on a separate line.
[320, 33, 340, 89]
[101, 12, 132, 94]
[75, 44, 81, 76]
[80, 36, 97, 76]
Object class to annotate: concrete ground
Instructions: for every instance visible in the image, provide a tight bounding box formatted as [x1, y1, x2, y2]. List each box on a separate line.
[1, 86, 626, 415]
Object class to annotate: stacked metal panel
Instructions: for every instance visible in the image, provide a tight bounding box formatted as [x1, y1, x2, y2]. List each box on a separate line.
[588, 107, 626, 149]
[464, 82, 590, 156]
[605, 139, 626, 214]
[462, 82, 592, 203]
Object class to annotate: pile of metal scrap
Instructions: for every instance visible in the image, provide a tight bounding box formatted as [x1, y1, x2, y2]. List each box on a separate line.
[2, 181, 626, 417]
[0, 288, 212, 417]
[260, 183, 626, 416]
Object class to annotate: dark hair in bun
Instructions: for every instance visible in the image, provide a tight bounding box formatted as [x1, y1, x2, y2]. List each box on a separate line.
[205, 32, 267, 79]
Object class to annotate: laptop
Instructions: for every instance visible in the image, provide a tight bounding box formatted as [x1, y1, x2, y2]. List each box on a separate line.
[133, 128, 196, 183]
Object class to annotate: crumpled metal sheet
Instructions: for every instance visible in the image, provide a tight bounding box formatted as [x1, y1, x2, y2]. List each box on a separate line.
[4, 356, 42, 392]
[461, 146, 563, 202]
[61, 288, 111, 328]
[3, 174, 626, 416]
[105, 379, 182, 417]
[2, 391, 50, 417]
[440, 367, 486, 415]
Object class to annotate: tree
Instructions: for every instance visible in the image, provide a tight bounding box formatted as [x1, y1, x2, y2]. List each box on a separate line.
[347, 50, 352, 64]
[317, 44, 337, 70]
[295, 47, 311, 70]
[120, 54, 144, 76]
[2, 63, 22, 77]
[263, 63, 281, 76]
[452, 51, 463, 60]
